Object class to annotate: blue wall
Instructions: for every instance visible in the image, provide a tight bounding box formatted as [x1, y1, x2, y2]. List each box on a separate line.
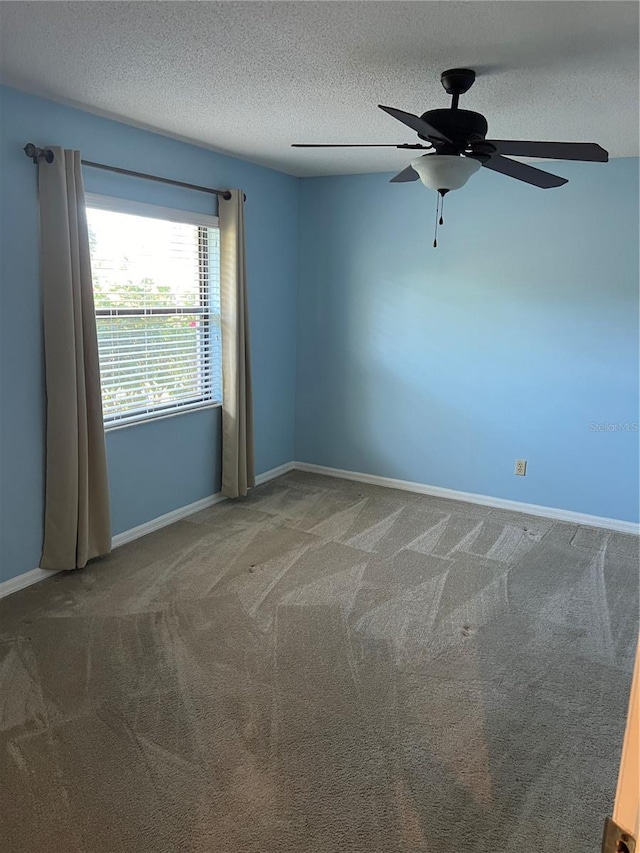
[296, 160, 639, 522]
[1, 84, 638, 586]
[0, 86, 299, 583]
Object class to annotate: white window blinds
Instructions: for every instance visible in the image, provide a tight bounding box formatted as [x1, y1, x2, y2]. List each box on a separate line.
[86, 199, 221, 428]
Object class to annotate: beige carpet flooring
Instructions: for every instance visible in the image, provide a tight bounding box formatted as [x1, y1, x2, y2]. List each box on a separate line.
[1, 471, 638, 852]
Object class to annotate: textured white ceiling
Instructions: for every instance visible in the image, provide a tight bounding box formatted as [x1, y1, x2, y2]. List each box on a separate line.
[0, 1, 638, 176]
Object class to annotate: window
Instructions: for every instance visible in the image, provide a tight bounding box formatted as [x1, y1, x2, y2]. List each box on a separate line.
[86, 196, 221, 429]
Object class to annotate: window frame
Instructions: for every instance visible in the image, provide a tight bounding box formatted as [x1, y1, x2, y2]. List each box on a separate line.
[85, 193, 222, 432]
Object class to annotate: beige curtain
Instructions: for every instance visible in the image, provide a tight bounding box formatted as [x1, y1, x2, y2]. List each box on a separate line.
[39, 147, 111, 569]
[219, 189, 255, 498]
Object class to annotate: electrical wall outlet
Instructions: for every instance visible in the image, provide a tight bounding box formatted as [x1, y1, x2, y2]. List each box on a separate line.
[515, 459, 527, 476]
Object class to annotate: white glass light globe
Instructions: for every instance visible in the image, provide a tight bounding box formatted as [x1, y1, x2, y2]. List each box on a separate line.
[410, 154, 481, 191]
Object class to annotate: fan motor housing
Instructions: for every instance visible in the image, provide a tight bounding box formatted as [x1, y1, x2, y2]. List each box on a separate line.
[419, 109, 488, 150]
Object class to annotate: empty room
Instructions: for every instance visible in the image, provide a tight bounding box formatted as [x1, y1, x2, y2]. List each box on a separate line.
[0, 2, 638, 851]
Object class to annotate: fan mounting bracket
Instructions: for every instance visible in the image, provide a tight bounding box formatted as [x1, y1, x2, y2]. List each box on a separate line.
[440, 68, 476, 96]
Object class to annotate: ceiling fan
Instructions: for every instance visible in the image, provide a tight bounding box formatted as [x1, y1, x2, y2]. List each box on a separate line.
[292, 68, 609, 244]
[292, 68, 609, 190]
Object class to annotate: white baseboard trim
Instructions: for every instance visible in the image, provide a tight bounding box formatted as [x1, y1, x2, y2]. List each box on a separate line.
[293, 461, 640, 535]
[0, 567, 62, 600]
[255, 461, 296, 485]
[110, 493, 227, 548]
[108, 461, 295, 549]
[0, 461, 296, 601]
[4, 457, 633, 601]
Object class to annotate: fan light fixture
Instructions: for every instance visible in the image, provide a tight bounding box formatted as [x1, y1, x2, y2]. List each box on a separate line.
[410, 154, 481, 192]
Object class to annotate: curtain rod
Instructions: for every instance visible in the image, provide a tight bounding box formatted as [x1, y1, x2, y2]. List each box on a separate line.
[23, 143, 236, 201]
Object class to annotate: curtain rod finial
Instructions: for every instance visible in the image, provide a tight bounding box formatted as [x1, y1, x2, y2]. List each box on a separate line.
[220, 191, 247, 202]
[23, 143, 54, 164]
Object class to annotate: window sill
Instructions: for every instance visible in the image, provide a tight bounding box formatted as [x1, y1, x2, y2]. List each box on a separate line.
[104, 400, 222, 433]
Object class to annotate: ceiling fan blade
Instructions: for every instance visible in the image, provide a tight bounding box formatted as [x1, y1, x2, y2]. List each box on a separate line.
[291, 143, 431, 149]
[486, 140, 608, 162]
[378, 105, 452, 145]
[477, 154, 568, 188]
[390, 165, 420, 183]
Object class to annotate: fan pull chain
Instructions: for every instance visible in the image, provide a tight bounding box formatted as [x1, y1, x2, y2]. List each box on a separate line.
[433, 190, 447, 248]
